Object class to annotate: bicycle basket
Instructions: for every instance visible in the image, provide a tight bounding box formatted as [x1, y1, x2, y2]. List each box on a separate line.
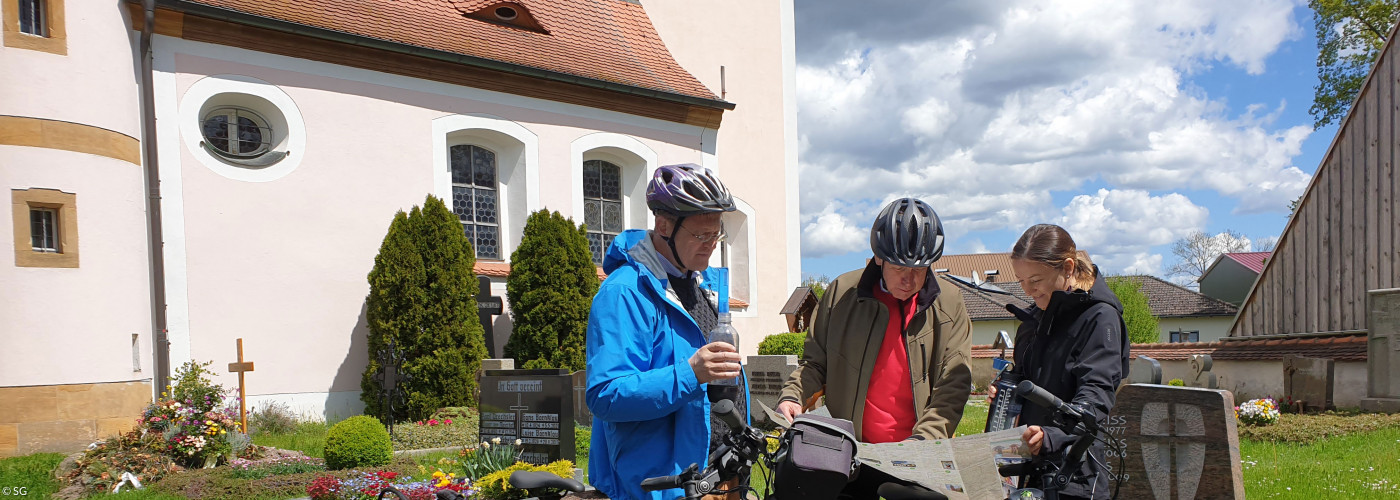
[771, 414, 859, 500]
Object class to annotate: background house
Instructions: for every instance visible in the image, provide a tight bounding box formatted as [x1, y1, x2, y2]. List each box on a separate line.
[1199, 251, 1270, 306]
[1, 0, 798, 456]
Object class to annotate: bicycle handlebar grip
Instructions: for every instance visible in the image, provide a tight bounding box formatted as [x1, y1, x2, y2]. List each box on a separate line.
[876, 482, 949, 500]
[713, 399, 744, 431]
[640, 474, 683, 491]
[1015, 380, 1064, 410]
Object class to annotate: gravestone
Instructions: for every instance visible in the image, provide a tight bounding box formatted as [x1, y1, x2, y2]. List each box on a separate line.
[1283, 355, 1334, 411]
[571, 370, 591, 426]
[1107, 384, 1244, 499]
[1362, 288, 1400, 412]
[1187, 354, 1218, 389]
[1129, 355, 1162, 385]
[745, 355, 799, 424]
[478, 276, 506, 358]
[479, 369, 575, 465]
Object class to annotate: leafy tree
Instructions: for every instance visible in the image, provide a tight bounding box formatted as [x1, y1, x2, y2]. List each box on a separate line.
[801, 275, 830, 300]
[1167, 230, 1253, 282]
[362, 195, 487, 422]
[1309, 0, 1400, 128]
[504, 209, 598, 371]
[757, 331, 806, 356]
[1287, 195, 1303, 218]
[1106, 277, 1161, 344]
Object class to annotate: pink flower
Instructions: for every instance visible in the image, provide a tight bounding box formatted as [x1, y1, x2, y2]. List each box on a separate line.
[445, 419, 453, 425]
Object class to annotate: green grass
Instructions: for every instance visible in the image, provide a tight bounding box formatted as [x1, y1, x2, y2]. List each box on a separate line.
[955, 400, 990, 436]
[251, 420, 328, 458]
[1241, 425, 1400, 498]
[0, 452, 64, 498]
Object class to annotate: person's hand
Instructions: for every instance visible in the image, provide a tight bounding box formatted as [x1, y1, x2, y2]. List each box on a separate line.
[986, 385, 998, 406]
[1022, 425, 1044, 455]
[689, 341, 742, 384]
[776, 400, 802, 423]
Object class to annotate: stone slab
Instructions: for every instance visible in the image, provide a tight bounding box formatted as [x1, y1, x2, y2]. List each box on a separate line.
[1130, 356, 1162, 385]
[97, 417, 137, 439]
[0, 386, 58, 424]
[1283, 355, 1334, 410]
[0, 424, 17, 458]
[745, 355, 798, 424]
[571, 370, 591, 427]
[1107, 384, 1244, 500]
[1360, 398, 1400, 413]
[1367, 289, 1400, 400]
[482, 359, 515, 371]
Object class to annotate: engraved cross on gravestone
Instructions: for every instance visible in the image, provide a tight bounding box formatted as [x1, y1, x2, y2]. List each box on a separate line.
[1109, 384, 1245, 499]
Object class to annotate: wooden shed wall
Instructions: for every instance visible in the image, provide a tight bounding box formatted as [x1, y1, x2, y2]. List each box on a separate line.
[1231, 21, 1400, 336]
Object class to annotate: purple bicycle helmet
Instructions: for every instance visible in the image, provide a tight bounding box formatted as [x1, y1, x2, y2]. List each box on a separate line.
[871, 197, 945, 267]
[646, 164, 736, 216]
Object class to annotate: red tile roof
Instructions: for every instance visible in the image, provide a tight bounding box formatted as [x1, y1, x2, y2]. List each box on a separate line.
[1223, 252, 1271, 274]
[939, 275, 1029, 321]
[933, 251, 1090, 283]
[971, 332, 1367, 361]
[172, 0, 721, 102]
[1118, 275, 1238, 318]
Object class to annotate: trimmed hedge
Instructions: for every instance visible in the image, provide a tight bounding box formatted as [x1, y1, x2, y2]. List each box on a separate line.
[757, 332, 805, 356]
[323, 416, 392, 470]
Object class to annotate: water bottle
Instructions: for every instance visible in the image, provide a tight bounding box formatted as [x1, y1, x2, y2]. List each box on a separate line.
[709, 268, 740, 386]
[985, 358, 1024, 432]
[709, 313, 740, 386]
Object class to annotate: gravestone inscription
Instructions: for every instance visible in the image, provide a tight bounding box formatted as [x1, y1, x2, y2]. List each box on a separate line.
[479, 369, 575, 465]
[1106, 384, 1244, 499]
[745, 355, 798, 424]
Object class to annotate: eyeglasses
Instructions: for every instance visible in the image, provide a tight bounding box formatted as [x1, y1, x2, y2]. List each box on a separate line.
[677, 224, 727, 245]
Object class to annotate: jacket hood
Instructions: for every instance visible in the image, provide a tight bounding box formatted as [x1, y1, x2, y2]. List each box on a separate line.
[603, 229, 670, 279]
[1006, 265, 1122, 323]
[856, 259, 941, 314]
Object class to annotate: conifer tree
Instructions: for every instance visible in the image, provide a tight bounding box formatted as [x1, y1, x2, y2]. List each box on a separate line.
[362, 195, 486, 422]
[504, 209, 599, 371]
[1106, 276, 1162, 344]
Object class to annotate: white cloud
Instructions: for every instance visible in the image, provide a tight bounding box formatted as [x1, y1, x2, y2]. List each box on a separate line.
[795, 0, 1313, 273]
[801, 207, 868, 258]
[1057, 189, 1209, 273]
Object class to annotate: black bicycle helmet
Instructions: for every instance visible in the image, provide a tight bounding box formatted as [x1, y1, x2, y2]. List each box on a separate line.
[870, 197, 944, 267]
[646, 164, 736, 216]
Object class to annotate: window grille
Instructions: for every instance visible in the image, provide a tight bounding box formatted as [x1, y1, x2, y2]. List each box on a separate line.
[450, 144, 500, 259]
[18, 0, 46, 37]
[582, 160, 623, 265]
[30, 208, 58, 252]
[201, 107, 273, 157]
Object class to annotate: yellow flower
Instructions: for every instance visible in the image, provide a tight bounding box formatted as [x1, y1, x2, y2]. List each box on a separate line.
[482, 442, 490, 450]
[492, 437, 501, 445]
[219, 429, 226, 435]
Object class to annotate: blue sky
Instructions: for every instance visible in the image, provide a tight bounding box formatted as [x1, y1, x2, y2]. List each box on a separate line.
[794, 1, 1340, 282]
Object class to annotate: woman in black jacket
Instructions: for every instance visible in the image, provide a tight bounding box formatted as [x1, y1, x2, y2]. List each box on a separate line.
[1003, 224, 1131, 500]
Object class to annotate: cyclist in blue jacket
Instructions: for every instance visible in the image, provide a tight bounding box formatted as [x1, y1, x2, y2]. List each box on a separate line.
[586, 164, 749, 500]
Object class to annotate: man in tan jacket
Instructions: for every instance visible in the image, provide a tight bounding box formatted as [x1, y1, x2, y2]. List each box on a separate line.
[777, 198, 972, 496]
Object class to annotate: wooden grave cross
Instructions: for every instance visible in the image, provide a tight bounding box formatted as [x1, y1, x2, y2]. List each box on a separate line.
[228, 338, 255, 433]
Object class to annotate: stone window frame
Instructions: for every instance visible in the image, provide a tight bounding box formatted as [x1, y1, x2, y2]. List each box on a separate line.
[12, 188, 78, 268]
[2, 0, 67, 55]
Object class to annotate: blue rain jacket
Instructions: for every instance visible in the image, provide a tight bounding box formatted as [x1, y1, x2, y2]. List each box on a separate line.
[586, 229, 750, 500]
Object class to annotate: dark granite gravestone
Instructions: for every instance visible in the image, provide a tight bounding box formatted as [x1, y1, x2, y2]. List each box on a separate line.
[745, 355, 798, 424]
[1106, 384, 1244, 499]
[477, 276, 506, 358]
[479, 369, 575, 465]
[1283, 355, 1334, 411]
[1130, 355, 1162, 385]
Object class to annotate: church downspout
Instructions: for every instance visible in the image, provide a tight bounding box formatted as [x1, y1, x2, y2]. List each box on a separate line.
[140, 0, 171, 396]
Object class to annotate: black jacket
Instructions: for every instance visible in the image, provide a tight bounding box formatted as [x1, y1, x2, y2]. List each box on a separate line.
[1005, 269, 1130, 499]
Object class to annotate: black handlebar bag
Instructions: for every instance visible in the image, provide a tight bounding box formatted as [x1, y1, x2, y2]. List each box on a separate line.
[771, 414, 859, 500]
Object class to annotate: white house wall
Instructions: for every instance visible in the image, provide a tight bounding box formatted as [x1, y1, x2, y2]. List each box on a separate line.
[1, 0, 151, 389]
[1156, 316, 1235, 343]
[645, 0, 800, 343]
[152, 35, 777, 418]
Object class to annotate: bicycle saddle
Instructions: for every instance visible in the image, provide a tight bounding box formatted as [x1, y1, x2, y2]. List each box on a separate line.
[509, 470, 585, 492]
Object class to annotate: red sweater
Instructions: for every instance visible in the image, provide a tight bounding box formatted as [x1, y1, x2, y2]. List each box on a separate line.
[861, 286, 918, 443]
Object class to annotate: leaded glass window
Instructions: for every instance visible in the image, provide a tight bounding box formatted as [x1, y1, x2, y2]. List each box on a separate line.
[451, 144, 500, 259]
[583, 159, 623, 265]
[30, 208, 57, 252]
[19, 0, 46, 37]
[201, 107, 272, 157]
